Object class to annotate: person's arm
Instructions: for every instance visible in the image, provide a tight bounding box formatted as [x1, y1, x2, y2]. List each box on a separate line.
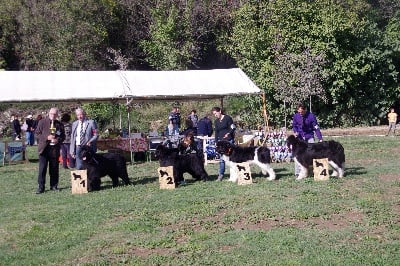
[292, 113, 302, 137]
[87, 120, 99, 145]
[310, 113, 323, 141]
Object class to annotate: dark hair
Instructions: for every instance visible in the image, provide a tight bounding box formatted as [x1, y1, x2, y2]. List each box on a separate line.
[212, 107, 221, 112]
[297, 103, 306, 109]
[61, 113, 71, 123]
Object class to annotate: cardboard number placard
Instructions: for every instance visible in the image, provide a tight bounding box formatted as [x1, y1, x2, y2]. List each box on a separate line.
[237, 162, 253, 185]
[313, 158, 330, 181]
[158, 166, 175, 189]
[71, 170, 88, 194]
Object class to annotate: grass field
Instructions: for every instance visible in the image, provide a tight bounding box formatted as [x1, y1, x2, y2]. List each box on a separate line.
[1, 136, 399, 265]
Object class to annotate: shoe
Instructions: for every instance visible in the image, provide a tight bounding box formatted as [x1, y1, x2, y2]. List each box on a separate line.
[36, 188, 44, 194]
[216, 175, 223, 181]
[50, 186, 60, 191]
[63, 166, 68, 169]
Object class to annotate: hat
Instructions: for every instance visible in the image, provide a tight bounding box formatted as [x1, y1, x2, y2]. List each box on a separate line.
[27, 115, 33, 119]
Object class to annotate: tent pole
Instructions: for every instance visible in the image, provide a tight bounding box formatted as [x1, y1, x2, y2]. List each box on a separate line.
[126, 98, 133, 164]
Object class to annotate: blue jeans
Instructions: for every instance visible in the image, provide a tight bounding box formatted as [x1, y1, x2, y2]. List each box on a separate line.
[218, 139, 234, 176]
[25, 131, 34, 146]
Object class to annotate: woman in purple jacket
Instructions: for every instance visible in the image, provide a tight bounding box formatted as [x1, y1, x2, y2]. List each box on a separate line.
[292, 103, 323, 178]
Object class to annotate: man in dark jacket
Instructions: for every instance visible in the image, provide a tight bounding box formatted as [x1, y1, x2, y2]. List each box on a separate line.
[35, 107, 65, 194]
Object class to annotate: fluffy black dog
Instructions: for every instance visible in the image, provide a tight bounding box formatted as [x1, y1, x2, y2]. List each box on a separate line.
[155, 144, 208, 186]
[79, 146, 131, 191]
[286, 135, 345, 180]
[216, 140, 276, 182]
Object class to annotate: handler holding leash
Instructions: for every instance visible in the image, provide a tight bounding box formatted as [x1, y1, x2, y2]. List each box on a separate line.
[212, 106, 236, 181]
[70, 107, 98, 170]
[292, 103, 323, 178]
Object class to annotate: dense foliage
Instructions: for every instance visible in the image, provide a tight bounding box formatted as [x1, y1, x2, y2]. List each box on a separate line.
[1, 0, 399, 128]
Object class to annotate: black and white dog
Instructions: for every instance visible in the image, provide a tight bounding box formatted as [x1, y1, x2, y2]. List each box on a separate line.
[155, 144, 208, 186]
[79, 146, 131, 191]
[215, 140, 276, 182]
[286, 135, 345, 180]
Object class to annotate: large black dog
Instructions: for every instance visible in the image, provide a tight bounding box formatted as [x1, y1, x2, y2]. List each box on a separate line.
[79, 146, 131, 191]
[215, 140, 276, 182]
[155, 144, 208, 186]
[286, 135, 345, 180]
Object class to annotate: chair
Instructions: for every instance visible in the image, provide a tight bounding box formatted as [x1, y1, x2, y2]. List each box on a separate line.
[146, 137, 164, 162]
[0, 142, 5, 166]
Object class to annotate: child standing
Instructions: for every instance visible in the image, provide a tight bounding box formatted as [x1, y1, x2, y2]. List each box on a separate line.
[387, 107, 398, 136]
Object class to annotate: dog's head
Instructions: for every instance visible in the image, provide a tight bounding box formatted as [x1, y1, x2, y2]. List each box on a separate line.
[155, 144, 179, 159]
[286, 135, 307, 153]
[79, 145, 95, 162]
[216, 140, 235, 156]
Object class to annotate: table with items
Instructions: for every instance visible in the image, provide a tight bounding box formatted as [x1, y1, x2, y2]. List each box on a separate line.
[97, 137, 148, 153]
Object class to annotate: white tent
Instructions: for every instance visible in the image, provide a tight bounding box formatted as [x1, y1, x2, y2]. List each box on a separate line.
[0, 68, 260, 103]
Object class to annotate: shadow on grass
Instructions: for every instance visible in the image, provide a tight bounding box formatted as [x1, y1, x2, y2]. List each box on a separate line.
[344, 166, 366, 176]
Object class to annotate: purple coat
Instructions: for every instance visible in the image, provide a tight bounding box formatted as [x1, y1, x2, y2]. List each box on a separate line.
[292, 111, 323, 141]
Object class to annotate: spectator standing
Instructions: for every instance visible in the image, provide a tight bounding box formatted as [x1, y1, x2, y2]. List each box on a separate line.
[60, 113, 75, 169]
[167, 106, 180, 135]
[35, 107, 65, 194]
[187, 110, 198, 132]
[386, 107, 398, 136]
[212, 107, 236, 181]
[197, 113, 213, 137]
[70, 107, 98, 170]
[25, 114, 35, 145]
[32, 114, 43, 145]
[292, 103, 323, 179]
[11, 115, 21, 140]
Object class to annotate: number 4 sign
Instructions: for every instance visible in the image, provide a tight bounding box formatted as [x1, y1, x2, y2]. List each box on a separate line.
[313, 158, 330, 181]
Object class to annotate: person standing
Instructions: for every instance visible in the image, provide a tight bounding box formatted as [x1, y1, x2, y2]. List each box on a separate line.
[60, 113, 75, 169]
[11, 115, 21, 140]
[292, 103, 323, 178]
[35, 107, 65, 194]
[187, 109, 198, 133]
[197, 113, 213, 137]
[167, 106, 180, 135]
[25, 114, 35, 146]
[32, 114, 43, 145]
[212, 107, 236, 181]
[386, 107, 398, 136]
[70, 107, 98, 170]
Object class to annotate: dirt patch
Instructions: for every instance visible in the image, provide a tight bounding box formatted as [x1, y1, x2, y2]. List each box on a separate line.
[320, 126, 388, 136]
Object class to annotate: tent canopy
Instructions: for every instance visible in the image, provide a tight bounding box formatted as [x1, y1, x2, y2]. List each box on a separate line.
[0, 68, 260, 103]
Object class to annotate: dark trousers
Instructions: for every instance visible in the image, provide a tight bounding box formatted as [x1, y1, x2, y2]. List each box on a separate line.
[61, 143, 75, 168]
[37, 146, 60, 190]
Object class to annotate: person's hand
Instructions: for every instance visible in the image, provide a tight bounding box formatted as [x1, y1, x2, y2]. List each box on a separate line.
[319, 139, 323, 142]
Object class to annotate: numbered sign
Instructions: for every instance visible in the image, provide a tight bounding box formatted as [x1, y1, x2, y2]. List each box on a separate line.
[158, 166, 175, 189]
[237, 162, 253, 185]
[313, 158, 330, 181]
[71, 170, 88, 194]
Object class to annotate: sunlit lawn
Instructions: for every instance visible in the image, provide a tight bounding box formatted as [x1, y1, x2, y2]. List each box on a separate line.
[1, 136, 399, 265]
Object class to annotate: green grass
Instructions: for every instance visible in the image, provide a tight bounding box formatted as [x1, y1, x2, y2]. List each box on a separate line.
[1, 136, 400, 265]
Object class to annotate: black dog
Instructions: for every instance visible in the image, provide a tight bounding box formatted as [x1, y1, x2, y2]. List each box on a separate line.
[286, 135, 345, 180]
[155, 144, 208, 186]
[216, 140, 276, 182]
[79, 146, 131, 191]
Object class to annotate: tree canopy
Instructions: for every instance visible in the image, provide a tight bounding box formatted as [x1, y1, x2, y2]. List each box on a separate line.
[0, 0, 399, 129]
